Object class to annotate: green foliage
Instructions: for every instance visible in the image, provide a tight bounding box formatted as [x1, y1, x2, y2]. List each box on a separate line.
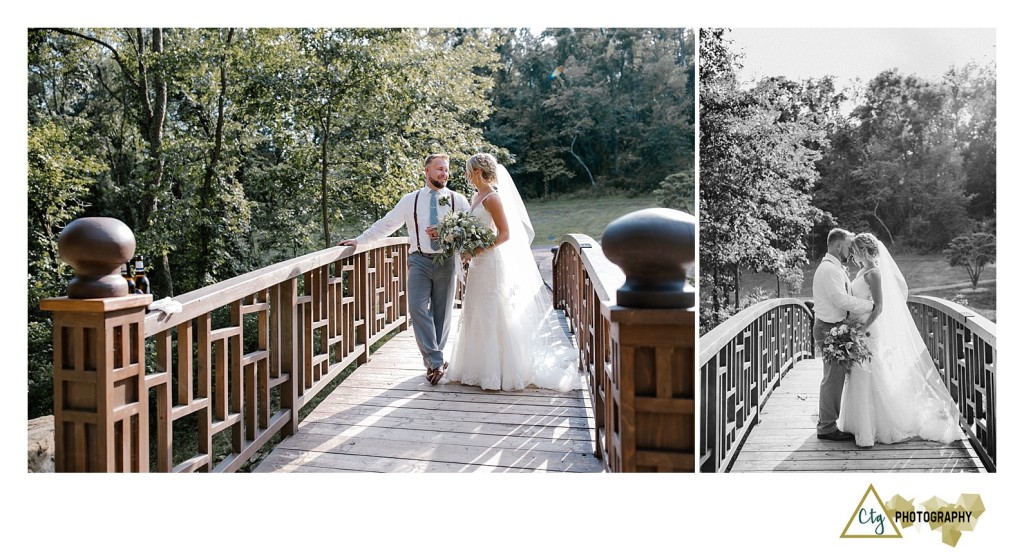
[25, 27, 505, 418]
[486, 28, 695, 198]
[654, 169, 694, 213]
[27, 321, 55, 419]
[26, 27, 696, 419]
[945, 232, 996, 288]
[27, 118, 102, 299]
[27, 117, 103, 417]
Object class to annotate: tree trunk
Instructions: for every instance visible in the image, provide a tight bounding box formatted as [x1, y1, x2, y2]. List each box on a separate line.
[198, 29, 234, 282]
[712, 265, 720, 322]
[569, 134, 597, 189]
[321, 107, 332, 248]
[734, 263, 740, 309]
[49, 28, 173, 294]
[872, 199, 896, 246]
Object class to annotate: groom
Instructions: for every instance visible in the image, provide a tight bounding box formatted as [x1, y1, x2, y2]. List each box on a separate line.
[339, 153, 470, 385]
[811, 228, 875, 441]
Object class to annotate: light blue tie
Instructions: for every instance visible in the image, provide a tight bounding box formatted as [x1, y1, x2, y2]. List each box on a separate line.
[429, 189, 439, 250]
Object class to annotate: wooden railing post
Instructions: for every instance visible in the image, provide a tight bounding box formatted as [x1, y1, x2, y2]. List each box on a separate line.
[40, 217, 152, 472]
[357, 250, 372, 364]
[278, 277, 300, 437]
[600, 208, 696, 472]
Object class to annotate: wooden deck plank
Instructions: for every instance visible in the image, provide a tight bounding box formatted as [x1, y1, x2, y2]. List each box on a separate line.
[314, 394, 592, 418]
[271, 432, 600, 471]
[257, 309, 606, 473]
[728, 358, 984, 473]
[294, 423, 596, 452]
[300, 411, 594, 441]
[257, 449, 553, 473]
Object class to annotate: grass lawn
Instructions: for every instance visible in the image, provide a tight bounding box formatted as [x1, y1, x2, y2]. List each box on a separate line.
[334, 193, 662, 248]
[739, 255, 997, 297]
[921, 283, 997, 323]
[523, 193, 661, 247]
[737, 254, 997, 322]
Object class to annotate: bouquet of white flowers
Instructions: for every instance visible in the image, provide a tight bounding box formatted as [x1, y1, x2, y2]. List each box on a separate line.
[822, 321, 873, 373]
[434, 211, 496, 265]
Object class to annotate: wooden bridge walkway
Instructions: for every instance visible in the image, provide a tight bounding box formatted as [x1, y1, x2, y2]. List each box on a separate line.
[255, 309, 605, 473]
[728, 358, 984, 473]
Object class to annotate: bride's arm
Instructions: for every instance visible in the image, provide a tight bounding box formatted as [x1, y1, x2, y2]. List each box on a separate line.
[863, 269, 883, 328]
[478, 194, 510, 254]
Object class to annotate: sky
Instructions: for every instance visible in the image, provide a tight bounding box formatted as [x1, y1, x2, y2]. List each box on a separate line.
[726, 28, 996, 89]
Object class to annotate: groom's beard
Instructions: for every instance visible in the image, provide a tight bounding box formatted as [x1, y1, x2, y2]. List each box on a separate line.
[429, 177, 448, 189]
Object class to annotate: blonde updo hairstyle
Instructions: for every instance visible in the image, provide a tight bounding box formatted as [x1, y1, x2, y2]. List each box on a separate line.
[466, 153, 499, 188]
[852, 233, 880, 261]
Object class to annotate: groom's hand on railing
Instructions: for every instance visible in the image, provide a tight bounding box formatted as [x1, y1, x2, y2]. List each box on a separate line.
[338, 239, 358, 246]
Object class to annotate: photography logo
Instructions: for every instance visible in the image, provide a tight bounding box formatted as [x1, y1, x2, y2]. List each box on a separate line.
[841, 484, 902, 539]
[841, 484, 985, 547]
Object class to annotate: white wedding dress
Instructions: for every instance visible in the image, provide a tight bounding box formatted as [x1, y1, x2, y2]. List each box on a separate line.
[838, 245, 963, 447]
[444, 167, 585, 392]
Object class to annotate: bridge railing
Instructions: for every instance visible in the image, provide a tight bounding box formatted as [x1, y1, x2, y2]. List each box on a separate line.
[908, 296, 997, 472]
[698, 299, 815, 473]
[552, 234, 622, 463]
[42, 208, 695, 473]
[42, 226, 411, 472]
[553, 207, 696, 472]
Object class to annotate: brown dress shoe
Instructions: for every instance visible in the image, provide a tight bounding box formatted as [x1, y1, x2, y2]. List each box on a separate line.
[427, 361, 448, 385]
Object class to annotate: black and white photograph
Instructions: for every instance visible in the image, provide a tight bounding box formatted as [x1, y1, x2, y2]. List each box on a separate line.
[698, 28, 997, 474]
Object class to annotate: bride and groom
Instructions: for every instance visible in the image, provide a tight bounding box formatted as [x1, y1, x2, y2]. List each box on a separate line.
[340, 152, 583, 392]
[812, 228, 963, 448]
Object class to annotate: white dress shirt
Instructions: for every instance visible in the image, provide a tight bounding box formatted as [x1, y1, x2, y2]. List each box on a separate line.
[812, 253, 874, 323]
[354, 185, 470, 254]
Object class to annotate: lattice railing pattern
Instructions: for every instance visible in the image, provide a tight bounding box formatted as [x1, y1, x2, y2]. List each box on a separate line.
[146, 241, 409, 472]
[553, 236, 621, 461]
[554, 235, 694, 472]
[698, 299, 815, 473]
[908, 296, 996, 472]
[41, 239, 411, 473]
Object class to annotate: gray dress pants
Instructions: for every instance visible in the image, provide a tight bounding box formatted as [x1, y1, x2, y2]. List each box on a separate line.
[407, 252, 457, 370]
[813, 319, 845, 435]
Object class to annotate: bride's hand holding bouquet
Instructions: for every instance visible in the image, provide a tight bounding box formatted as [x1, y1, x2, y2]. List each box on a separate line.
[822, 319, 873, 374]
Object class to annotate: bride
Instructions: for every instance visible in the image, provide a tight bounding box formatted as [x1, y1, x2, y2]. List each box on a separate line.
[838, 232, 963, 447]
[443, 153, 585, 392]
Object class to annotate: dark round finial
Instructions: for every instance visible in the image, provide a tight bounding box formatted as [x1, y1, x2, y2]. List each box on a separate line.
[58, 217, 137, 298]
[601, 207, 695, 308]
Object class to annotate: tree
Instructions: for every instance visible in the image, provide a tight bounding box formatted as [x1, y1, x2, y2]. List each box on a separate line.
[814, 65, 993, 251]
[945, 232, 996, 289]
[654, 168, 694, 213]
[25, 27, 505, 417]
[485, 28, 694, 198]
[698, 29, 825, 332]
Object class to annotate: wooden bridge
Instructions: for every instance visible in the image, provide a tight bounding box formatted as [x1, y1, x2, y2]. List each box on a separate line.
[699, 298, 996, 473]
[254, 309, 604, 473]
[39, 211, 695, 473]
